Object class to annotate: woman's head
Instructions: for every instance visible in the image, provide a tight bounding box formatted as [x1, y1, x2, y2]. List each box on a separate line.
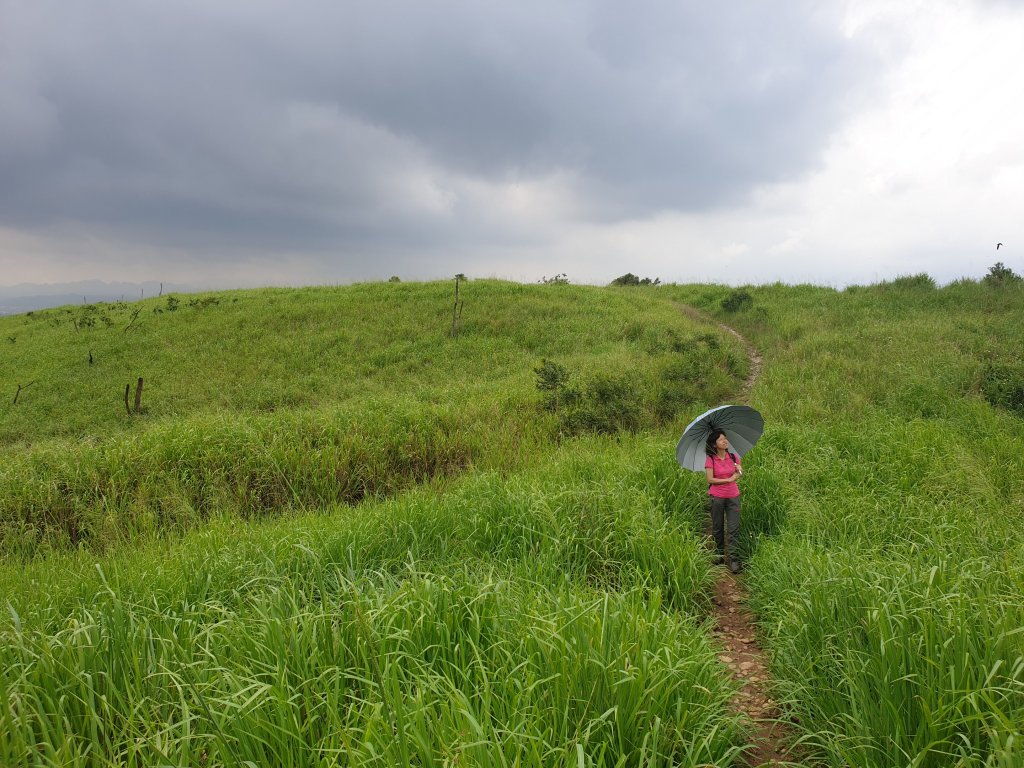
[705, 429, 729, 456]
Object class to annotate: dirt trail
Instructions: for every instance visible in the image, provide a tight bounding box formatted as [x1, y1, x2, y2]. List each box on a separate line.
[681, 305, 792, 767]
[679, 305, 763, 400]
[712, 573, 792, 767]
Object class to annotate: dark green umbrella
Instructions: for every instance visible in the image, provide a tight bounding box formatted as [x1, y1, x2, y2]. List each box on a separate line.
[676, 404, 764, 471]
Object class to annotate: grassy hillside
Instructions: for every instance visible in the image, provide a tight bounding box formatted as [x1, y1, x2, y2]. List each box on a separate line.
[0, 281, 746, 557]
[0, 280, 742, 444]
[1, 280, 751, 766]
[2, 276, 1023, 767]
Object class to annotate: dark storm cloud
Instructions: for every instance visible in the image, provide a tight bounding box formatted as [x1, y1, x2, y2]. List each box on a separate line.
[0, 1, 874, 258]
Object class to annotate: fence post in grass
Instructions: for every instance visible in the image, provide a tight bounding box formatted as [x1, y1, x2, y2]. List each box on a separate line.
[451, 275, 461, 337]
[451, 274, 466, 337]
[134, 377, 144, 413]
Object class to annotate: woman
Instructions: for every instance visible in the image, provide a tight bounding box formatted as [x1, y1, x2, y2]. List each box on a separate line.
[705, 429, 743, 573]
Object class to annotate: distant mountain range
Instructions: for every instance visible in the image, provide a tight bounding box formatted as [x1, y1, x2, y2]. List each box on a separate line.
[0, 281, 196, 315]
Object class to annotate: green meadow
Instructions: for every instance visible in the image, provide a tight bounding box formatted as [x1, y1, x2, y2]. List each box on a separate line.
[1, 277, 1022, 766]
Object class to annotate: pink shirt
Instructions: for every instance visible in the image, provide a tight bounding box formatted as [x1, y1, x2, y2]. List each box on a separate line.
[706, 453, 740, 498]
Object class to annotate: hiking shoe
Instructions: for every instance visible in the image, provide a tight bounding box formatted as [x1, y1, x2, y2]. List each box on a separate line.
[728, 559, 741, 574]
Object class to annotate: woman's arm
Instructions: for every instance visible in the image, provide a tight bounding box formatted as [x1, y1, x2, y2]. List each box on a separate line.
[706, 467, 739, 484]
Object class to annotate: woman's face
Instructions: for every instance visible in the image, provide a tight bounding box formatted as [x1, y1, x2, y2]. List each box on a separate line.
[715, 433, 730, 451]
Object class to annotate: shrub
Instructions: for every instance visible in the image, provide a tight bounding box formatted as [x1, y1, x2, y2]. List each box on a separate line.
[888, 273, 936, 290]
[610, 273, 660, 287]
[653, 359, 698, 422]
[720, 289, 753, 313]
[540, 273, 570, 284]
[535, 361, 643, 435]
[534, 359, 571, 412]
[983, 262, 1021, 286]
[564, 372, 642, 434]
[979, 362, 1024, 414]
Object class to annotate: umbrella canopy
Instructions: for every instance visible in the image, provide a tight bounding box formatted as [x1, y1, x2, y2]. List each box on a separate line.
[676, 404, 764, 472]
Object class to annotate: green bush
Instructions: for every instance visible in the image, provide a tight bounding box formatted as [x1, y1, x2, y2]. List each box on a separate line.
[540, 330, 744, 435]
[980, 362, 1024, 414]
[533, 358, 570, 411]
[539, 273, 569, 284]
[888, 273, 937, 290]
[720, 289, 753, 313]
[983, 262, 1021, 286]
[610, 273, 660, 286]
[563, 372, 643, 434]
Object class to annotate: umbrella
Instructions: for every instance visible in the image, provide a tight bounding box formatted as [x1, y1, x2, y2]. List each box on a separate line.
[676, 404, 764, 471]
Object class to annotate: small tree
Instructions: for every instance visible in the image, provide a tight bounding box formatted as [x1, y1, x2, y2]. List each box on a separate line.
[610, 273, 660, 287]
[534, 359, 569, 411]
[983, 262, 1021, 286]
[540, 273, 570, 284]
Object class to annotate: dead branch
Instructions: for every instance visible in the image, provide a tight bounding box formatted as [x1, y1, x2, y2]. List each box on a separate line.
[124, 307, 142, 333]
[13, 381, 36, 405]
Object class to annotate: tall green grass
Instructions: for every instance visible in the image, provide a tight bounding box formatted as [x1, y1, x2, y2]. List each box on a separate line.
[671, 279, 1024, 767]
[1, 437, 746, 767]
[0, 402, 512, 557]
[2, 573, 739, 767]
[10, 275, 1023, 766]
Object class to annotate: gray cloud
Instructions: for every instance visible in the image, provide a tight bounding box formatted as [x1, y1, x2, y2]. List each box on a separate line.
[0, 1, 876, 264]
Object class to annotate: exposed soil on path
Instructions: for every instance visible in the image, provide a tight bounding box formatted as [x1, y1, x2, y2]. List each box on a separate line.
[712, 572, 793, 767]
[679, 304, 763, 401]
[680, 305, 795, 767]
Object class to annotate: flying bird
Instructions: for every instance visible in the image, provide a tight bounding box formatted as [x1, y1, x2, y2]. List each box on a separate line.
[996, 243, 1003, 249]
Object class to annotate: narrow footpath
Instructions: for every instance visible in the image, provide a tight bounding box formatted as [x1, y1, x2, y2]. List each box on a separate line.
[682, 305, 794, 768]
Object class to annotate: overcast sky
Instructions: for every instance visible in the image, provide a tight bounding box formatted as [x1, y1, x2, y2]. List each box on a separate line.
[1, 0, 1021, 290]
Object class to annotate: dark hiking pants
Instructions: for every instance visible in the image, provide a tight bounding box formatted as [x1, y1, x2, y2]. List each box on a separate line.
[708, 495, 741, 558]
